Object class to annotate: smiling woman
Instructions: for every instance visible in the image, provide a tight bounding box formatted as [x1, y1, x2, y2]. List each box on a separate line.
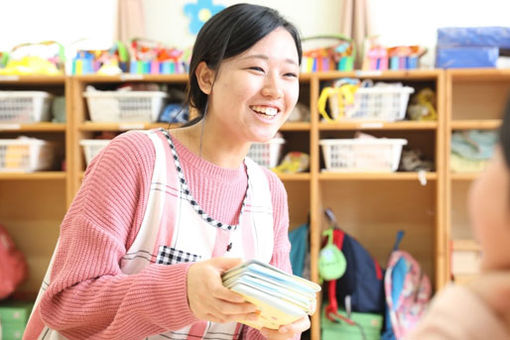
[24, 3, 307, 340]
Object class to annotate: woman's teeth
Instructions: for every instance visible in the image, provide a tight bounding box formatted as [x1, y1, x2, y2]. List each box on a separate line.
[251, 106, 278, 116]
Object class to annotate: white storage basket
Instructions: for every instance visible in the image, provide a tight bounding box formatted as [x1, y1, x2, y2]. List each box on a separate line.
[0, 138, 57, 172]
[320, 138, 407, 172]
[329, 86, 414, 122]
[247, 138, 285, 168]
[80, 139, 112, 166]
[84, 91, 167, 122]
[0, 91, 53, 123]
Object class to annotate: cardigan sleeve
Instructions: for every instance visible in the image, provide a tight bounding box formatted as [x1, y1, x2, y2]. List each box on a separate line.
[407, 284, 510, 340]
[35, 131, 200, 339]
[242, 169, 302, 340]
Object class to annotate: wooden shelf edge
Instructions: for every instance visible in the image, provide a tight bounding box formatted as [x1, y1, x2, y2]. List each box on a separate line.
[319, 121, 437, 130]
[0, 171, 66, 180]
[0, 122, 66, 132]
[452, 239, 481, 251]
[79, 122, 180, 131]
[0, 75, 66, 83]
[450, 172, 481, 181]
[280, 122, 311, 131]
[448, 68, 510, 80]
[319, 172, 437, 181]
[74, 74, 188, 82]
[277, 173, 310, 181]
[313, 69, 441, 80]
[451, 119, 501, 130]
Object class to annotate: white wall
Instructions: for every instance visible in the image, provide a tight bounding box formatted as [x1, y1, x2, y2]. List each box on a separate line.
[0, 0, 117, 51]
[143, 0, 343, 48]
[2, 0, 510, 68]
[370, 0, 510, 67]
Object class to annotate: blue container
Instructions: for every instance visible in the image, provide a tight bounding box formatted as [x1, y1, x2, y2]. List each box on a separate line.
[438, 27, 510, 48]
[436, 46, 499, 68]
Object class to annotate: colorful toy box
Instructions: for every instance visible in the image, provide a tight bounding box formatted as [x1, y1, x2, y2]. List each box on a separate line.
[301, 35, 355, 72]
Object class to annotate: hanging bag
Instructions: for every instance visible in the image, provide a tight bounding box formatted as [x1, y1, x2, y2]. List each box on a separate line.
[0, 224, 28, 299]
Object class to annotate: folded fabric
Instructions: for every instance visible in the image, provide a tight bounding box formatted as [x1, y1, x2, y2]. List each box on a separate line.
[451, 130, 497, 161]
[450, 153, 488, 173]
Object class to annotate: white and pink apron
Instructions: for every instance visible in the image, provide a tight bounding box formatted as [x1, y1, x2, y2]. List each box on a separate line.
[28, 129, 275, 339]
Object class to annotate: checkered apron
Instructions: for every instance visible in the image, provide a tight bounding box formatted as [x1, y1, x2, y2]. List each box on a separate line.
[28, 129, 274, 339]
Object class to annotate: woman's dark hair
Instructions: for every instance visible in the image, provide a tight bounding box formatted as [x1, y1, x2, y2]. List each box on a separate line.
[500, 98, 510, 168]
[184, 3, 302, 125]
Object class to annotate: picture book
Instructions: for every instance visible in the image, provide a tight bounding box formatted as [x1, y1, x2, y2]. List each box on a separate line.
[222, 259, 321, 330]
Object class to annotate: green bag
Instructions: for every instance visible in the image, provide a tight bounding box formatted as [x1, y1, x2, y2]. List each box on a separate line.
[0, 301, 33, 340]
[321, 305, 383, 340]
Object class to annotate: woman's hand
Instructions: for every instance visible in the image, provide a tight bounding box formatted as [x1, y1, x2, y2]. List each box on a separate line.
[260, 316, 310, 340]
[187, 257, 260, 323]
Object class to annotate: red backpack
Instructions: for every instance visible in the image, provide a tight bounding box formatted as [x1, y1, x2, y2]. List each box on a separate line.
[0, 224, 28, 299]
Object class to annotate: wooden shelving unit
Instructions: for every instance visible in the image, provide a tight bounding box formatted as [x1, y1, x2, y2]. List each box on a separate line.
[0, 75, 71, 299]
[445, 68, 507, 284]
[2, 69, 502, 339]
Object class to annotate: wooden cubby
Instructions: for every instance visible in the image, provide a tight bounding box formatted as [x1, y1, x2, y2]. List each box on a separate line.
[2, 69, 504, 340]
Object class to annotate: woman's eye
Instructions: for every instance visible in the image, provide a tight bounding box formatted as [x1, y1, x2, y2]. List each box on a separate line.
[248, 66, 265, 72]
[284, 72, 298, 78]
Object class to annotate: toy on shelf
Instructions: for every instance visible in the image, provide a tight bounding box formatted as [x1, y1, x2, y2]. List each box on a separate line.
[0, 52, 8, 68]
[301, 35, 355, 73]
[319, 79, 414, 123]
[362, 36, 388, 71]
[406, 88, 437, 121]
[272, 152, 310, 174]
[388, 45, 426, 70]
[318, 78, 360, 122]
[71, 41, 128, 75]
[0, 41, 64, 75]
[129, 38, 191, 75]
[362, 36, 426, 71]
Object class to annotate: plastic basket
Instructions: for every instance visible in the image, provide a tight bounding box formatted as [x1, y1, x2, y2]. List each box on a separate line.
[0, 138, 57, 172]
[247, 138, 285, 168]
[80, 139, 111, 166]
[325, 86, 414, 122]
[0, 91, 53, 123]
[320, 138, 407, 172]
[84, 91, 167, 122]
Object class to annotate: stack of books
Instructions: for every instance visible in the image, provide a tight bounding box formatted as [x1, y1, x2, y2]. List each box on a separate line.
[222, 259, 321, 330]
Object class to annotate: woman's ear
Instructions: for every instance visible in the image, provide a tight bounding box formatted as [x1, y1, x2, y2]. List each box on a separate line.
[195, 61, 215, 95]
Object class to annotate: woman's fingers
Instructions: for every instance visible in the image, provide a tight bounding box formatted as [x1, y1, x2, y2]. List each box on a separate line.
[187, 257, 260, 323]
[260, 316, 310, 340]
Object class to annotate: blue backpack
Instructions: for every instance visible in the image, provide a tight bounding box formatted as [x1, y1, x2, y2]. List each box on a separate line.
[331, 227, 386, 314]
[321, 208, 386, 315]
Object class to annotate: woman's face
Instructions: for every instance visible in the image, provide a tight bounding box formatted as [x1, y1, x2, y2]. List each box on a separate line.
[469, 146, 510, 270]
[207, 27, 300, 144]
